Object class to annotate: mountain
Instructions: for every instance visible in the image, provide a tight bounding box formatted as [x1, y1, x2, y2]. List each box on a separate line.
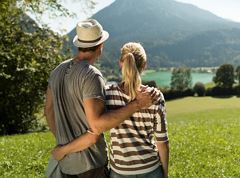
[66, 0, 240, 69]
[148, 28, 240, 67]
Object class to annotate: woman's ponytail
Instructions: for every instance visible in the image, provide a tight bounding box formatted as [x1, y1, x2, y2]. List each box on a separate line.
[122, 53, 141, 101]
[120, 42, 147, 101]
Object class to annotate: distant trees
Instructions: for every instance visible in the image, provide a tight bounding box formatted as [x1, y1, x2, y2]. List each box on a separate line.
[144, 64, 240, 100]
[213, 64, 235, 88]
[170, 67, 192, 90]
[163, 64, 240, 99]
[161, 67, 194, 100]
[236, 66, 240, 85]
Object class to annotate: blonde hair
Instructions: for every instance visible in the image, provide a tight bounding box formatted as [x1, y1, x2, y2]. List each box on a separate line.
[120, 42, 147, 101]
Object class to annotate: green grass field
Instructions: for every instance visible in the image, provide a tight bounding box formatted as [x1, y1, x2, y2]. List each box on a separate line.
[0, 97, 240, 177]
[167, 97, 240, 177]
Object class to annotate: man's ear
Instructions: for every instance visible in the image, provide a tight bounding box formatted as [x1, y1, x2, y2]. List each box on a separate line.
[141, 62, 147, 72]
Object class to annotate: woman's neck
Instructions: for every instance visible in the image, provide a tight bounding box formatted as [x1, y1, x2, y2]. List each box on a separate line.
[119, 82, 141, 95]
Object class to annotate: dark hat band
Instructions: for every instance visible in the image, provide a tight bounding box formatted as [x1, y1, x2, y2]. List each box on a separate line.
[78, 36, 102, 43]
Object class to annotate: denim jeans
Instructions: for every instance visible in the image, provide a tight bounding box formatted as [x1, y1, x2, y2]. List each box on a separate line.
[110, 166, 164, 178]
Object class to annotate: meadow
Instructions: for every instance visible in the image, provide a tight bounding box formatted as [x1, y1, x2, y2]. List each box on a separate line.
[0, 97, 240, 178]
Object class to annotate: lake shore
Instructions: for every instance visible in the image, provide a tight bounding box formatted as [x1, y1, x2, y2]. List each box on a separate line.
[141, 68, 215, 87]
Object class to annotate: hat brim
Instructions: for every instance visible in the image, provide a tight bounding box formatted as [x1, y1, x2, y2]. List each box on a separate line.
[73, 30, 109, 48]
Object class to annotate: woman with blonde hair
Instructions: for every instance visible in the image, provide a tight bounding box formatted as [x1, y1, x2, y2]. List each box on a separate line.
[106, 42, 169, 178]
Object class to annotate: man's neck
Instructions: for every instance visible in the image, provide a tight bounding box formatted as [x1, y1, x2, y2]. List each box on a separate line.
[74, 52, 97, 65]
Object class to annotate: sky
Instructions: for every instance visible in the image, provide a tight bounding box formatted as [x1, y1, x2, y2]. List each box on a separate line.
[175, 0, 240, 22]
[27, 0, 114, 34]
[28, 0, 240, 34]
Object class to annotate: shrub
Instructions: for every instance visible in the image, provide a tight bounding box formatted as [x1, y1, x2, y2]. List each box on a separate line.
[233, 85, 240, 96]
[142, 80, 157, 88]
[163, 88, 194, 100]
[0, 2, 65, 135]
[193, 82, 206, 96]
[182, 88, 195, 97]
[206, 86, 234, 96]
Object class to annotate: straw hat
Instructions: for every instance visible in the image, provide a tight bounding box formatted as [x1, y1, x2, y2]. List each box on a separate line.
[73, 19, 109, 48]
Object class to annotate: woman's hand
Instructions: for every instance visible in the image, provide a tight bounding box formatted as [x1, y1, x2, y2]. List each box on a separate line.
[52, 146, 66, 161]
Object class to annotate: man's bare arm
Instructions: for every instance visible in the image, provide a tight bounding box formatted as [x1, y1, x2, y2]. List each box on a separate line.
[44, 87, 56, 137]
[45, 87, 102, 160]
[52, 132, 99, 160]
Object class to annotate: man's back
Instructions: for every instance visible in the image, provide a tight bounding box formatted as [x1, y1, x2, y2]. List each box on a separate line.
[48, 59, 107, 175]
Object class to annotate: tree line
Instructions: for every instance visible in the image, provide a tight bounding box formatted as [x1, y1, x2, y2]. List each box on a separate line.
[143, 64, 240, 100]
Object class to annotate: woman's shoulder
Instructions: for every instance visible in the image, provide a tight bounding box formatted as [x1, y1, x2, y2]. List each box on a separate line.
[140, 85, 165, 99]
[105, 82, 119, 91]
[105, 83, 129, 103]
[139, 85, 165, 110]
[105, 83, 124, 97]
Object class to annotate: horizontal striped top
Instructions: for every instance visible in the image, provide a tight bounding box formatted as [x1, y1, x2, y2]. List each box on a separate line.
[106, 84, 168, 175]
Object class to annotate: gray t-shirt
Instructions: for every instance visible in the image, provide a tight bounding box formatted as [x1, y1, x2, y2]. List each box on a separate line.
[48, 59, 107, 175]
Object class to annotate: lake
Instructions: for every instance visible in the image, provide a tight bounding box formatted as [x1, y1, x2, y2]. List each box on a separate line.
[141, 70, 214, 87]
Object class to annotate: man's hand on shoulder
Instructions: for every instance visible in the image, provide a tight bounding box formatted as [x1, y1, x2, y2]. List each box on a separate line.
[136, 86, 162, 109]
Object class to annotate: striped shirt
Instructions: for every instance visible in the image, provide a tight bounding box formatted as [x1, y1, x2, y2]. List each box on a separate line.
[106, 84, 168, 175]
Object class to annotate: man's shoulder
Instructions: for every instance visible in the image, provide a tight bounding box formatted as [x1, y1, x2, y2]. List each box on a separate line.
[88, 65, 103, 77]
[51, 59, 72, 72]
[48, 59, 71, 80]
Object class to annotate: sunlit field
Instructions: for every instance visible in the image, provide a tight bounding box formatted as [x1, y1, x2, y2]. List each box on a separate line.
[166, 97, 240, 177]
[0, 97, 240, 177]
